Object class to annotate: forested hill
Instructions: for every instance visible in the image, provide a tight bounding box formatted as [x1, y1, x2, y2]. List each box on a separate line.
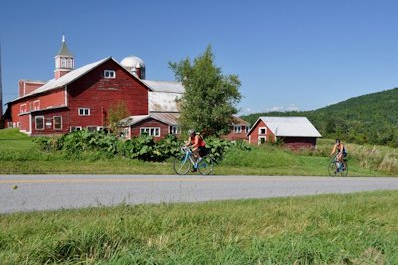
[241, 88, 398, 147]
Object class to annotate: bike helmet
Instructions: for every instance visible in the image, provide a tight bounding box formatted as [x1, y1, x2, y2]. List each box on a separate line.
[188, 129, 195, 136]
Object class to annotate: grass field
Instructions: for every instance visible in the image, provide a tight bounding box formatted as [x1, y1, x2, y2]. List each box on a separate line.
[1, 190, 398, 264]
[0, 128, 396, 176]
[1, 129, 397, 263]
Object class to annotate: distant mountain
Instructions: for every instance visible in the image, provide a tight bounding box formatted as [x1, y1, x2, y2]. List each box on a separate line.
[241, 88, 398, 147]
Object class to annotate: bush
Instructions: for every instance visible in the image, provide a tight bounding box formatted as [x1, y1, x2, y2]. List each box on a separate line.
[34, 130, 247, 163]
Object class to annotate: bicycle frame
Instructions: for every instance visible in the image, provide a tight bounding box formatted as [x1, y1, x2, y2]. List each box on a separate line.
[174, 146, 214, 175]
[181, 147, 197, 167]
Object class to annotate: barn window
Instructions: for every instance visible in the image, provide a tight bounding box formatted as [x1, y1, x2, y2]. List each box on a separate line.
[78, 108, 90, 116]
[258, 136, 267, 144]
[259, 127, 267, 135]
[234, 126, 242, 133]
[245, 126, 250, 133]
[171, 126, 180, 134]
[53, 116, 62, 130]
[33, 100, 40, 111]
[104, 70, 116, 79]
[20, 104, 27, 114]
[70, 126, 82, 132]
[87, 126, 98, 132]
[140, 127, 160, 137]
[61, 58, 67, 68]
[35, 116, 44, 130]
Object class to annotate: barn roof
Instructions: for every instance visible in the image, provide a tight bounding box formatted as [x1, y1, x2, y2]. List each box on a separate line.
[141, 80, 184, 93]
[12, 57, 112, 102]
[248, 116, 322, 137]
[11, 57, 155, 103]
[231, 116, 250, 126]
[121, 112, 180, 127]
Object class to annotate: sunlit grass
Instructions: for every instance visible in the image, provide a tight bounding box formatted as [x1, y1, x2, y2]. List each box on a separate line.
[1, 190, 398, 263]
[0, 128, 395, 176]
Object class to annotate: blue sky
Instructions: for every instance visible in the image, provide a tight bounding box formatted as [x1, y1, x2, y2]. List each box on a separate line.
[1, 0, 398, 115]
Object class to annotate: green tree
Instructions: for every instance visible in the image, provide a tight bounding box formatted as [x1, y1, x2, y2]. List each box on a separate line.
[108, 101, 129, 135]
[169, 45, 242, 136]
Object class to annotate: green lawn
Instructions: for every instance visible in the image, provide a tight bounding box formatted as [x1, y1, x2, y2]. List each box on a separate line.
[0, 128, 395, 176]
[1, 190, 397, 264]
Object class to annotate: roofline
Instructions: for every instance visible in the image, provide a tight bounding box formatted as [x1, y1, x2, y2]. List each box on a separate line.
[8, 56, 154, 105]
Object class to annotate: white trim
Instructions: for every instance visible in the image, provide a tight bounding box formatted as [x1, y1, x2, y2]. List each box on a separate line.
[70, 126, 82, 132]
[20, 103, 27, 114]
[78, 108, 90, 116]
[258, 127, 267, 135]
[234, 125, 242, 134]
[258, 136, 267, 145]
[53, 116, 62, 130]
[29, 114, 32, 133]
[35, 116, 45, 130]
[104, 70, 116, 79]
[33, 100, 40, 110]
[140, 127, 160, 137]
[65, 85, 68, 106]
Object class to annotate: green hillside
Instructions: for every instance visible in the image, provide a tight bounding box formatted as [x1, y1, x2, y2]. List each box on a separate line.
[242, 88, 398, 147]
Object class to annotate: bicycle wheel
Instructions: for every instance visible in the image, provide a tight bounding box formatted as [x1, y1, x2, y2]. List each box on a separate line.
[340, 161, 348, 177]
[197, 156, 214, 175]
[328, 161, 338, 177]
[173, 154, 190, 175]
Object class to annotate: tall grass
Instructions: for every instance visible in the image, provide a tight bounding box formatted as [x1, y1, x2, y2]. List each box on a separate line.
[1, 190, 398, 264]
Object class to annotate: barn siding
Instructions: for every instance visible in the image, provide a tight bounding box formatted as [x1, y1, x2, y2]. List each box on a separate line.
[130, 118, 170, 141]
[67, 60, 148, 129]
[280, 137, 317, 150]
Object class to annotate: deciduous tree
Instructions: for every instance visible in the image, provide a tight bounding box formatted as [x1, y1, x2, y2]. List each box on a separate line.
[169, 45, 242, 136]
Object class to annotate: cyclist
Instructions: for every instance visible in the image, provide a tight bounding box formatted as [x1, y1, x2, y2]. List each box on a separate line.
[329, 139, 347, 170]
[186, 129, 207, 170]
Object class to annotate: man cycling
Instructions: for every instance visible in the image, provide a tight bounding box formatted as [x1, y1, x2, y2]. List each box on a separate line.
[330, 139, 347, 170]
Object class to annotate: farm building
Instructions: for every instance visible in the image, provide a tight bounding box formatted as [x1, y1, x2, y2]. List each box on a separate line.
[247, 116, 322, 149]
[3, 36, 248, 140]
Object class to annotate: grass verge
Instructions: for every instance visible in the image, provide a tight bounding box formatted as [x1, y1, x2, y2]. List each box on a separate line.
[0, 128, 396, 176]
[1, 190, 398, 264]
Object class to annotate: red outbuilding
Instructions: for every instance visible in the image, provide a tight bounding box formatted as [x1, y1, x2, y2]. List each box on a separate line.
[247, 116, 322, 150]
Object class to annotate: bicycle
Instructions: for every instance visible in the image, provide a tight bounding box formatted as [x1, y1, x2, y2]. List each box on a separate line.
[328, 155, 348, 177]
[173, 146, 214, 175]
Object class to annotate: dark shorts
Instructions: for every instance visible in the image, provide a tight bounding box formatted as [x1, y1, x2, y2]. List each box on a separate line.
[198, 146, 208, 157]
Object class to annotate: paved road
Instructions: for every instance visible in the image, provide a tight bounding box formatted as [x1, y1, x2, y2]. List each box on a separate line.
[1, 175, 398, 214]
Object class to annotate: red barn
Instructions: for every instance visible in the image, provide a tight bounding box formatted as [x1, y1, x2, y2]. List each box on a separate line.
[4, 36, 249, 141]
[224, 116, 250, 141]
[247, 116, 322, 150]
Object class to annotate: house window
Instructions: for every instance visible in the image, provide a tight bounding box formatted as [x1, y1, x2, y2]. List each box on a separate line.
[171, 126, 180, 134]
[234, 126, 242, 134]
[70, 126, 82, 132]
[245, 126, 250, 133]
[33, 100, 40, 111]
[35, 116, 44, 130]
[53, 116, 62, 130]
[140, 127, 160, 137]
[7, 122, 13, 128]
[259, 127, 267, 135]
[104, 70, 116, 79]
[258, 136, 267, 144]
[20, 104, 27, 114]
[78, 108, 90, 116]
[87, 126, 98, 132]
